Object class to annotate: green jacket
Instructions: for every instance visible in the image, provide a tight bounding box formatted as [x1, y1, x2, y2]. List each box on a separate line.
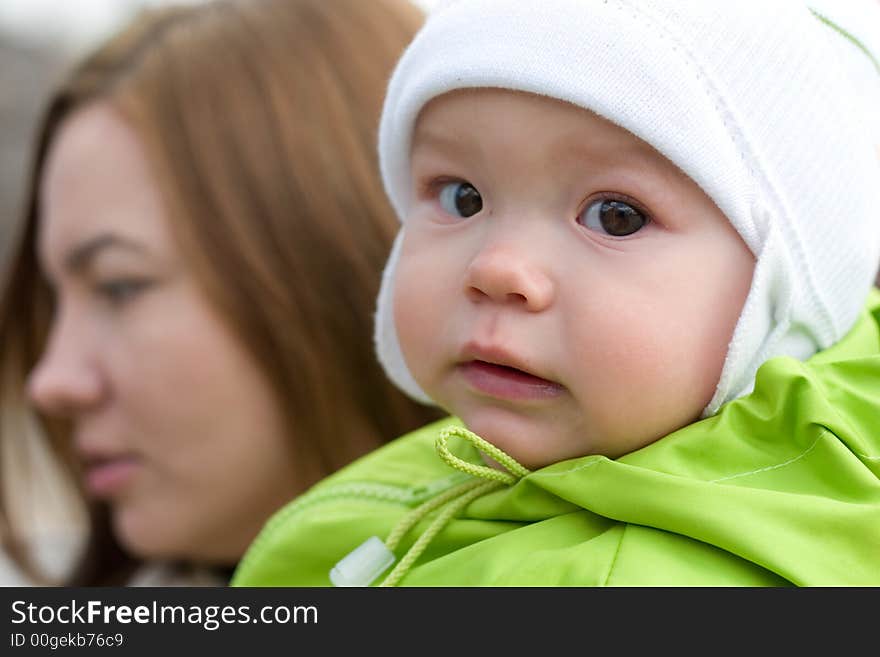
[232, 289, 880, 586]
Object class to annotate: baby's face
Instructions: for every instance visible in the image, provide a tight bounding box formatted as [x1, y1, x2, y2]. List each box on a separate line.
[395, 88, 754, 469]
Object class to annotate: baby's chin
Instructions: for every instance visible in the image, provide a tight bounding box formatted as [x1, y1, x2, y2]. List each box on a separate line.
[453, 393, 711, 467]
[458, 406, 593, 472]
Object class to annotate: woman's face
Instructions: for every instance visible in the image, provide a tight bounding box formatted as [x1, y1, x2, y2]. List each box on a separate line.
[28, 102, 300, 565]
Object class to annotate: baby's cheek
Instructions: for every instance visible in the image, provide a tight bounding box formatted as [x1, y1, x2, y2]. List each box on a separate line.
[581, 314, 712, 438]
[393, 278, 427, 359]
[392, 256, 446, 386]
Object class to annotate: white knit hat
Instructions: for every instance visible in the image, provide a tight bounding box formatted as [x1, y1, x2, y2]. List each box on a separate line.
[375, 0, 880, 415]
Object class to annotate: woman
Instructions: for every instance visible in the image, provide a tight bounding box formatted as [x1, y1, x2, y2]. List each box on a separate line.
[0, 0, 439, 586]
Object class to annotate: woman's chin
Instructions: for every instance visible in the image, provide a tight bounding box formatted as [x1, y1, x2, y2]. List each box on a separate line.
[112, 505, 239, 565]
[111, 504, 186, 560]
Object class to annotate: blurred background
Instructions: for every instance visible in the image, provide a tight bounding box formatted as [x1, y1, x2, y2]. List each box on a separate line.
[0, 0, 440, 265]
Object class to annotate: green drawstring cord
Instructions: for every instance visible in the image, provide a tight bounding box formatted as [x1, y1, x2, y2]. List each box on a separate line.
[379, 479, 500, 587]
[377, 426, 530, 587]
[435, 427, 531, 483]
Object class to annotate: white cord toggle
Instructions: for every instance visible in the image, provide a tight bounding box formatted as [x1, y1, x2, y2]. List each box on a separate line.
[329, 536, 396, 587]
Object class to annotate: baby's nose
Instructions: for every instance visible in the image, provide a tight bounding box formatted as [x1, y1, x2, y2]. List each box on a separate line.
[464, 245, 555, 311]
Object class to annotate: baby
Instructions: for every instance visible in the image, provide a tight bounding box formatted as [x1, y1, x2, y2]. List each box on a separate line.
[232, 0, 880, 586]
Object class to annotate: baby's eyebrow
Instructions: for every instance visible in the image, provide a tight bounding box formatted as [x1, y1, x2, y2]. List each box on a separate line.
[410, 127, 464, 156]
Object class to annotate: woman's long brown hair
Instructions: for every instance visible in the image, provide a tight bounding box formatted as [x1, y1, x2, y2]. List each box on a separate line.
[0, 0, 440, 585]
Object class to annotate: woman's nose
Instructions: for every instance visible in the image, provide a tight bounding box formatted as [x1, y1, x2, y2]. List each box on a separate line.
[464, 243, 555, 312]
[27, 317, 104, 417]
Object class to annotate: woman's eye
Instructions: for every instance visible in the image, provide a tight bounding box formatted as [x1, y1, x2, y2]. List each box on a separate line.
[438, 181, 482, 218]
[96, 279, 152, 307]
[578, 199, 649, 237]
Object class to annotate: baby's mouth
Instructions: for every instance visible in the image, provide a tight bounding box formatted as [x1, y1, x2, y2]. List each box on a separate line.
[459, 360, 564, 401]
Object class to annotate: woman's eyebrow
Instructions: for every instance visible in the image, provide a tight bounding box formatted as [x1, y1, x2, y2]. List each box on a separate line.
[64, 233, 148, 273]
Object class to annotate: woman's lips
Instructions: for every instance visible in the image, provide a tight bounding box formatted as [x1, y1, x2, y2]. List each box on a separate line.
[458, 360, 564, 401]
[83, 456, 142, 497]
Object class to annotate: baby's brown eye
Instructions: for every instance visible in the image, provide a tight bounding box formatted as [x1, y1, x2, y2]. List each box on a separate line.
[578, 199, 648, 237]
[439, 181, 482, 218]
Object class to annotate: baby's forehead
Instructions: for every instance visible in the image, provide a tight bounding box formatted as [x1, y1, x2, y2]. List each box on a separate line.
[410, 87, 678, 172]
